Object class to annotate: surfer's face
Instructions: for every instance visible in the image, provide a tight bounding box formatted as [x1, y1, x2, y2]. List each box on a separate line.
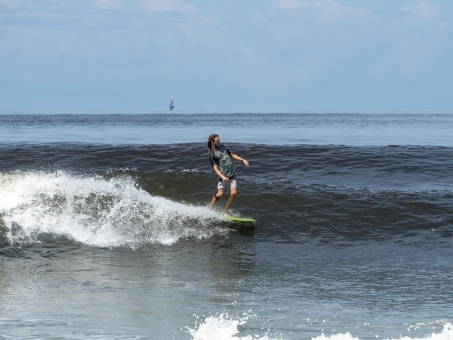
[213, 137, 221, 148]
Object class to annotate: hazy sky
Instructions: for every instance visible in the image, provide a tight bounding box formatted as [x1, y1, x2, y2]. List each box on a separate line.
[1, 0, 452, 112]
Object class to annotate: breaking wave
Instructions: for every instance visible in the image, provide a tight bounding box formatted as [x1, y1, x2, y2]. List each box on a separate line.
[0, 171, 225, 248]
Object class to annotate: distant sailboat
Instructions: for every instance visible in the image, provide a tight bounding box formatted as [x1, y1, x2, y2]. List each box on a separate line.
[169, 96, 174, 111]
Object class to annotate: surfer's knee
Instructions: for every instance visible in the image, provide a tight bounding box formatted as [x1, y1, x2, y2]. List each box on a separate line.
[214, 190, 224, 200]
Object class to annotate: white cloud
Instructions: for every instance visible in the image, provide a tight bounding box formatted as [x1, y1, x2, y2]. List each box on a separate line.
[396, 0, 447, 34]
[94, 0, 117, 9]
[365, 1, 448, 82]
[237, 44, 266, 64]
[142, 0, 196, 12]
[402, 0, 439, 21]
[276, 0, 334, 10]
[264, 0, 372, 50]
[0, 0, 18, 9]
[273, 0, 368, 17]
[178, 14, 222, 46]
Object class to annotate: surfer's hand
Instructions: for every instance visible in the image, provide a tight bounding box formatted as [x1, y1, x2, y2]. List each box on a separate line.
[222, 176, 229, 183]
[243, 160, 249, 167]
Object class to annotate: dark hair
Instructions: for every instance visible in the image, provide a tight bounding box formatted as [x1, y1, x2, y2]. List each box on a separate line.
[207, 134, 218, 150]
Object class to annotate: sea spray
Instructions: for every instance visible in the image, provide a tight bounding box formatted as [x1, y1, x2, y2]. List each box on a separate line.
[188, 313, 265, 340]
[0, 171, 223, 247]
[311, 323, 453, 340]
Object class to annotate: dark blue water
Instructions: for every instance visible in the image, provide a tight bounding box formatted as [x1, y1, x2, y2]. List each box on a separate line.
[0, 112, 452, 339]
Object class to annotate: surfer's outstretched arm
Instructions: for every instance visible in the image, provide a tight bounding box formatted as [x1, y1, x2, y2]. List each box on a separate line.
[230, 153, 249, 167]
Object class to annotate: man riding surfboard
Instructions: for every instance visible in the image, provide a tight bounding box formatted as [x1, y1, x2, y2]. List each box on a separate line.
[207, 134, 249, 215]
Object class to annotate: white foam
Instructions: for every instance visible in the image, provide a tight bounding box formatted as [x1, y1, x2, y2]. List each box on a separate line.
[397, 323, 453, 340]
[312, 323, 453, 340]
[312, 332, 359, 340]
[187, 317, 453, 340]
[188, 314, 255, 340]
[0, 171, 222, 247]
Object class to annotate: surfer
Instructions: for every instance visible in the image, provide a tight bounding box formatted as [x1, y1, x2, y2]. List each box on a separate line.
[207, 134, 249, 215]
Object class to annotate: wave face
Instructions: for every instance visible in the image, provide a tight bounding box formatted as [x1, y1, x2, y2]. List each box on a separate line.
[1, 143, 452, 248]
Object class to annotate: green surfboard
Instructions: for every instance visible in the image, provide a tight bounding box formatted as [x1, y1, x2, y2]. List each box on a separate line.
[221, 215, 255, 223]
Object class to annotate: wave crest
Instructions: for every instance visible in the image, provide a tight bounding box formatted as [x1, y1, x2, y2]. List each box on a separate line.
[0, 171, 222, 248]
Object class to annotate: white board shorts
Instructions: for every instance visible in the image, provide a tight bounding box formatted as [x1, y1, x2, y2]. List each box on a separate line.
[217, 178, 237, 191]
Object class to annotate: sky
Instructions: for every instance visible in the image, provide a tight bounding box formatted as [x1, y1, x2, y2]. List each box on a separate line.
[1, 0, 452, 112]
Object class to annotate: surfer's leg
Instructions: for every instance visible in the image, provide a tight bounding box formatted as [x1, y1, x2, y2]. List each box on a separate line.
[223, 188, 237, 214]
[223, 179, 237, 214]
[210, 179, 227, 209]
[209, 189, 224, 209]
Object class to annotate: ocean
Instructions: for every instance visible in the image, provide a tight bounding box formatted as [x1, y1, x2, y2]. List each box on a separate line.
[0, 112, 452, 339]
